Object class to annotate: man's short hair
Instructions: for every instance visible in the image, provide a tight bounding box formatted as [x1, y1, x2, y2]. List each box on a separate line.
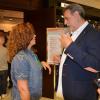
[63, 4, 85, 18]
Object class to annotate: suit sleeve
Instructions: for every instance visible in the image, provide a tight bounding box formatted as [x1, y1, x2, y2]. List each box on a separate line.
[64, 32, 100, 71]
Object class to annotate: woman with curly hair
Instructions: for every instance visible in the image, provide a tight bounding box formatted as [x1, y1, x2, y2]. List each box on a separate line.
[7, 22, 51, 100]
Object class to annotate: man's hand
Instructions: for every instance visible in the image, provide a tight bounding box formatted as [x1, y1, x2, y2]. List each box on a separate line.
[52, 54, 60, 64]
[97, 88, 100, 94]
[60, 33, 73, 48]
[84, 67, 98, 73]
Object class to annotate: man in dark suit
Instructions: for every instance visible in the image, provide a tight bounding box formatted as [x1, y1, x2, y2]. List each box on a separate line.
[55, 4, 100, 100]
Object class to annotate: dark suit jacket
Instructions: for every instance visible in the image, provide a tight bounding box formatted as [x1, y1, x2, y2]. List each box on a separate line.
[56, 24, 100, 100]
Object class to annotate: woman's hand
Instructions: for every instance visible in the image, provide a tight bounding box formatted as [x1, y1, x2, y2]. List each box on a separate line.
[41, 61, 51, 74]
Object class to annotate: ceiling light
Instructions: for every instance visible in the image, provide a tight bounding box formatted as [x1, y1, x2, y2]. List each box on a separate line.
[61, 2, 69, 8]
[9, 18, 13, 21]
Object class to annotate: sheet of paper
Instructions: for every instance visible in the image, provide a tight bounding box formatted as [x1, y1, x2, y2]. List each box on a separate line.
[47, 28, 64, 64]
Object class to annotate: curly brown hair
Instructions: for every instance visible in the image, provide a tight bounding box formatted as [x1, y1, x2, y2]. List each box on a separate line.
[7, 22, 35, 62]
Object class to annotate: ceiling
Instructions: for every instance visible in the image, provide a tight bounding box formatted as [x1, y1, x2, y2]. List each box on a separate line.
[0, 9, 24, 24]
[0, 0, 43, 10]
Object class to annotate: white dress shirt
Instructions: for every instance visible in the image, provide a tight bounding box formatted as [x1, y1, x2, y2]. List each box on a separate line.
[56, 21, 89, 98]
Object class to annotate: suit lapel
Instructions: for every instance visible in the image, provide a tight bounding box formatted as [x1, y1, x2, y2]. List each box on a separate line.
[74, 24, 92, 44]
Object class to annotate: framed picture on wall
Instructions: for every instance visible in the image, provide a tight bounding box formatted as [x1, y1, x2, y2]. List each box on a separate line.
[47, 27, 69, 64]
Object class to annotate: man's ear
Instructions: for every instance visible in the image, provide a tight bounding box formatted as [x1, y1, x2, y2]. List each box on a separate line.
[73, 11, 80, 19]
[74, 11, 79, 16]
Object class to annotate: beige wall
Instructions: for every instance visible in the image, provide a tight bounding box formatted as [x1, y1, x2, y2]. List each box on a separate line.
[67, 0, 100, 9]
[0, 23, 17, 32]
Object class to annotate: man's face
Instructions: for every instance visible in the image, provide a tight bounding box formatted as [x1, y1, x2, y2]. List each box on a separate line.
[0, 37, 5, 45]
[64, 10, 79, 32]
[29, 34, 36, 47]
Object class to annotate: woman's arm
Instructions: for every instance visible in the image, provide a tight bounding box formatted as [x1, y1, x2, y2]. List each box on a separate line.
[17, 80, 30, 100]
